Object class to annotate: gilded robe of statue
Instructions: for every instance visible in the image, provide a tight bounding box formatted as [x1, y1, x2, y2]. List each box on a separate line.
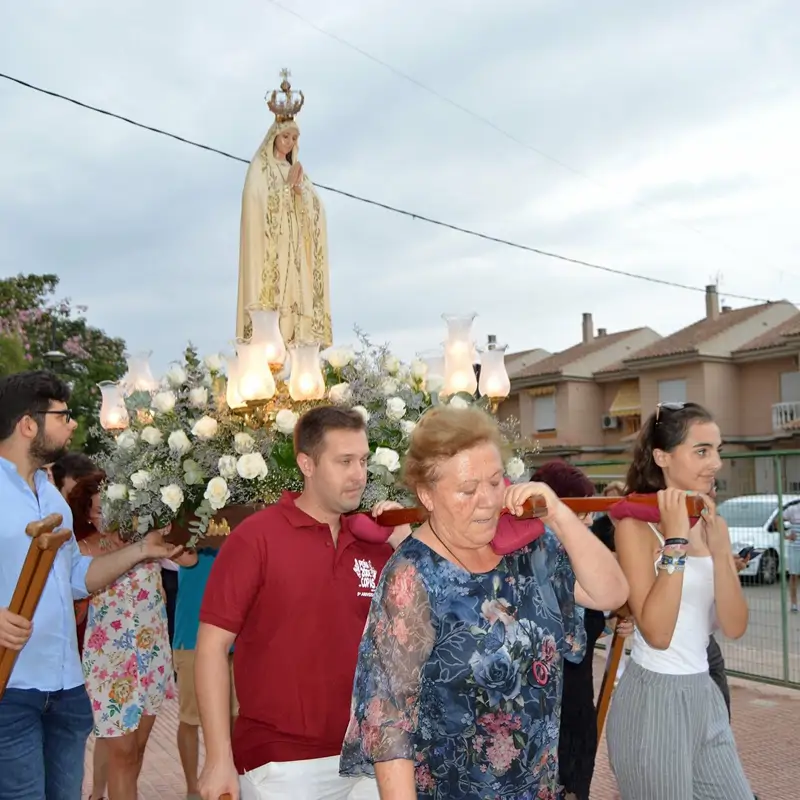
[236, 119, 332, 347]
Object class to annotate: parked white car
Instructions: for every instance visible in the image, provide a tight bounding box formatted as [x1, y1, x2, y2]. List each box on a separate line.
[718, 494, 800, 584]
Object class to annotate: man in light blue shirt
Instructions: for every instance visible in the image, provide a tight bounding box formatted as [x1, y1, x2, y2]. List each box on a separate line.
[0, 371, 183, 800]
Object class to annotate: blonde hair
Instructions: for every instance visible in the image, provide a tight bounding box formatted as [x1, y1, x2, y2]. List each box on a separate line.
[603, 480, 626, 497]
[403, 406, 506, 497]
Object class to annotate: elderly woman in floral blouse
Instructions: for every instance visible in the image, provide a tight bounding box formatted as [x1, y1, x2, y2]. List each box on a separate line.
[340, 406, 628, 799]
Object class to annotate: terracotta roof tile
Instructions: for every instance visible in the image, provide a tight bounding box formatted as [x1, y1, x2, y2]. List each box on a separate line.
[511, 328, 648, 379]
[623, 304, 767, 361]
[733, 313, 800, 353]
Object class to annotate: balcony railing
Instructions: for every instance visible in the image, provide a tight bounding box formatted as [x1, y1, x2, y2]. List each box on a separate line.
[772, 401, 800, 430]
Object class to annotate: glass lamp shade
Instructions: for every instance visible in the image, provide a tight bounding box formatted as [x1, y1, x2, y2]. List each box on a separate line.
[247, 304, 286, 367]
[442, 313, 478, 396]
[288, 342, 325, 401]
[235, 339, 276, 403]
[122, 351, 158, 394]
[225, 354, 246, 409]
[478, 344, 511, 398]
[97, 381, 130, 430]
[417, 348, 445, 393]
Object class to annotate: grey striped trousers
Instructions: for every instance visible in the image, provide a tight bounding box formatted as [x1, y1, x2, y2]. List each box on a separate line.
[606, 659, 751, 799]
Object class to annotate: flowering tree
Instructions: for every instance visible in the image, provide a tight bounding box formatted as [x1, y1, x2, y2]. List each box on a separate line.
[0, 273, 127, 451]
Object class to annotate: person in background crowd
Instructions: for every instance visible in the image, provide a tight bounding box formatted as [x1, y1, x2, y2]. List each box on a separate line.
[51, 451, 97, 498]
[532, 462, 630, 800]
[784, 501, 800, 613]
[68, 470, 110, 800]
[173, 548, 238, 800]
[196, 406, 410, 800]
[606, 402, 752, 799]
[0, 370, 182, 800]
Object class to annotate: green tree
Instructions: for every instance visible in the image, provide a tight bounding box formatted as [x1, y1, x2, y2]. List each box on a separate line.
[0, 273, 127, 452]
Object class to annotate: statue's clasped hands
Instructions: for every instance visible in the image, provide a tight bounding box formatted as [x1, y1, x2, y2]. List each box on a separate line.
[288, 161, 304, 193]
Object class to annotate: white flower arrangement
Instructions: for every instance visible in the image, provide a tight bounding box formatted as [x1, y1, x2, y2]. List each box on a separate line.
[95, 336, 536, 544]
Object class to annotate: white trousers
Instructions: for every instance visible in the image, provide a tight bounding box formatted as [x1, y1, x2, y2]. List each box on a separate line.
[240, 754, 379, 800]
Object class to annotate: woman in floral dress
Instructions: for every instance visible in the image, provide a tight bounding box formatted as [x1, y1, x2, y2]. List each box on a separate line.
[340, 406, 628, 799]
[78, 475, 196, 800]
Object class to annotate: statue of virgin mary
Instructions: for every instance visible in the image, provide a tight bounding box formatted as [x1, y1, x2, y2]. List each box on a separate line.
[236, 70, 333, 347]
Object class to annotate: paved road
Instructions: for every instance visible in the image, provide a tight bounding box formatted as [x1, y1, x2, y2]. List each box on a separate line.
[92, 655, 799, 800]
[718, 580, 800, 684]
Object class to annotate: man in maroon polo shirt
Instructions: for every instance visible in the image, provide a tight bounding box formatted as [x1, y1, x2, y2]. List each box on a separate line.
[195, 406, 408, 800]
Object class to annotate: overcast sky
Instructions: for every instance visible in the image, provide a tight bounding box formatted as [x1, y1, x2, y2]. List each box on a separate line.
[2, 0, 799, 372]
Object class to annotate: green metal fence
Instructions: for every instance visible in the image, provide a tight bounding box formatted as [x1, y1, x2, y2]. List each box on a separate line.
[565, 450, 800, 689]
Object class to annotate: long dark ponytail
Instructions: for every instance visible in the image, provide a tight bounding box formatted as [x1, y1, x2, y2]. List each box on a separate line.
[626, 403, 715, 494]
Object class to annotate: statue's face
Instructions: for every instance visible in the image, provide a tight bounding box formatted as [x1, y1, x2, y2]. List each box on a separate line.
[274, 128, 299, 158]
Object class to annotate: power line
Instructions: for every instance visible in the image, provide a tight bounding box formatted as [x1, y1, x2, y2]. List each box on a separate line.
[0, 71, 785, 305]
[265, 0, 745, 251]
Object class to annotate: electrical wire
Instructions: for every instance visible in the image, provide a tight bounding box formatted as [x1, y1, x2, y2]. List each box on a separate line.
[0, 70, 787, 305]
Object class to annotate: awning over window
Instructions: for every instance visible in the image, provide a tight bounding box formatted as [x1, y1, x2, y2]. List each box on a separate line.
[527, 385, 556, 397]
[609, 381, 641, 418]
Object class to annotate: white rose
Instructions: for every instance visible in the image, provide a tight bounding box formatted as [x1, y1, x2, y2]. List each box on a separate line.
[328, 382, 352, 404]
[236, 452, 269, 481]
[380, 377, 399, 396]
[505, 456, 526, 480]
[204, 476, 230, 511]
[106, 483, 128, 501]
[152, 391, 177, 414]
[372, 447, 401, 473]
[427, 374, 445, 394]
[274, 409, 298, 435]
[166, 364, 187, 387]
[449, 396, 470, 409]
[116, 430, 138, 450]
[400, 419, 416, 436]
[410, 359, 427, 380]
[324, 347, 354, 368]
[183, 459, 205, 485]
[218, 455, 238, 479]
[204, 353, 224, 372]
[191, 415, 218, 440]
[160, 483, 185, 513]
[352, 405, 370, 423]
[382, 354, 400, 375]
[386, 396, 407, 421]
[140, 426, 163, 446]
[234, 432, 255, 454]
[130, 470, 152, 490]
[188, 386, 208, 408]
[168, 429, 192, 456]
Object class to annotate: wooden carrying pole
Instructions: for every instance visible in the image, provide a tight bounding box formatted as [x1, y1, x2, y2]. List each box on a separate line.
[373, 492, 703, 527]
[596, 607, 631, 744]
[0, 513, 72, 700]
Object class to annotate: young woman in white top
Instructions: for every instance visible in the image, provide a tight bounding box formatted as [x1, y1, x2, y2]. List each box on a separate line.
[606, 402, 752, 799]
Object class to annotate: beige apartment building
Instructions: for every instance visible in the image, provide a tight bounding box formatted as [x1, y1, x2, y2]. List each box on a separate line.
[500, 286, 800, 493]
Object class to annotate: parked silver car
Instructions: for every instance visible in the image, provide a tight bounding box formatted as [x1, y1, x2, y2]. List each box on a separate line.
[719, 494, 800, 584]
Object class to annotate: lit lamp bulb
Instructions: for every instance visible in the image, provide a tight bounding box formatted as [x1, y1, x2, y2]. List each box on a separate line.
[288, 342, 325, 401]
[246, 304, 286, 368]
[442, 312, 478, 397]
[122, 351, 158, 395]
[225, 355, 245, 409]
[478, 342, 511, 404]
[97, 381, 130, 431]
[235, 339, 276, 403]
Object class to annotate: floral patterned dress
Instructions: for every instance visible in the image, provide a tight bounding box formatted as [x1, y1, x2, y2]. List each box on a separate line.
[340, 531, 586, 800]
[82, 560, 175, 738]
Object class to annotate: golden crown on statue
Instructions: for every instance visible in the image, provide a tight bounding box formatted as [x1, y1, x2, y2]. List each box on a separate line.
[266, 68, 305, 122]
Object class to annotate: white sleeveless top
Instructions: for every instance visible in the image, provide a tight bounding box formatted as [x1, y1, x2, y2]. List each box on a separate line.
[630, 524, 716, 675]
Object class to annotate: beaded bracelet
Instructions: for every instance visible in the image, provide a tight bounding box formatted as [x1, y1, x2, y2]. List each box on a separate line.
[657, 552, 687, 574]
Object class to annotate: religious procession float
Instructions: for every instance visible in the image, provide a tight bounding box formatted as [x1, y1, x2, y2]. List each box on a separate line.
[93, 70, 534, 546]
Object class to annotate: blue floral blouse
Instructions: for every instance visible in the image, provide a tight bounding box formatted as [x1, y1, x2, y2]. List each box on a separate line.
[340, 529, 586, 799]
